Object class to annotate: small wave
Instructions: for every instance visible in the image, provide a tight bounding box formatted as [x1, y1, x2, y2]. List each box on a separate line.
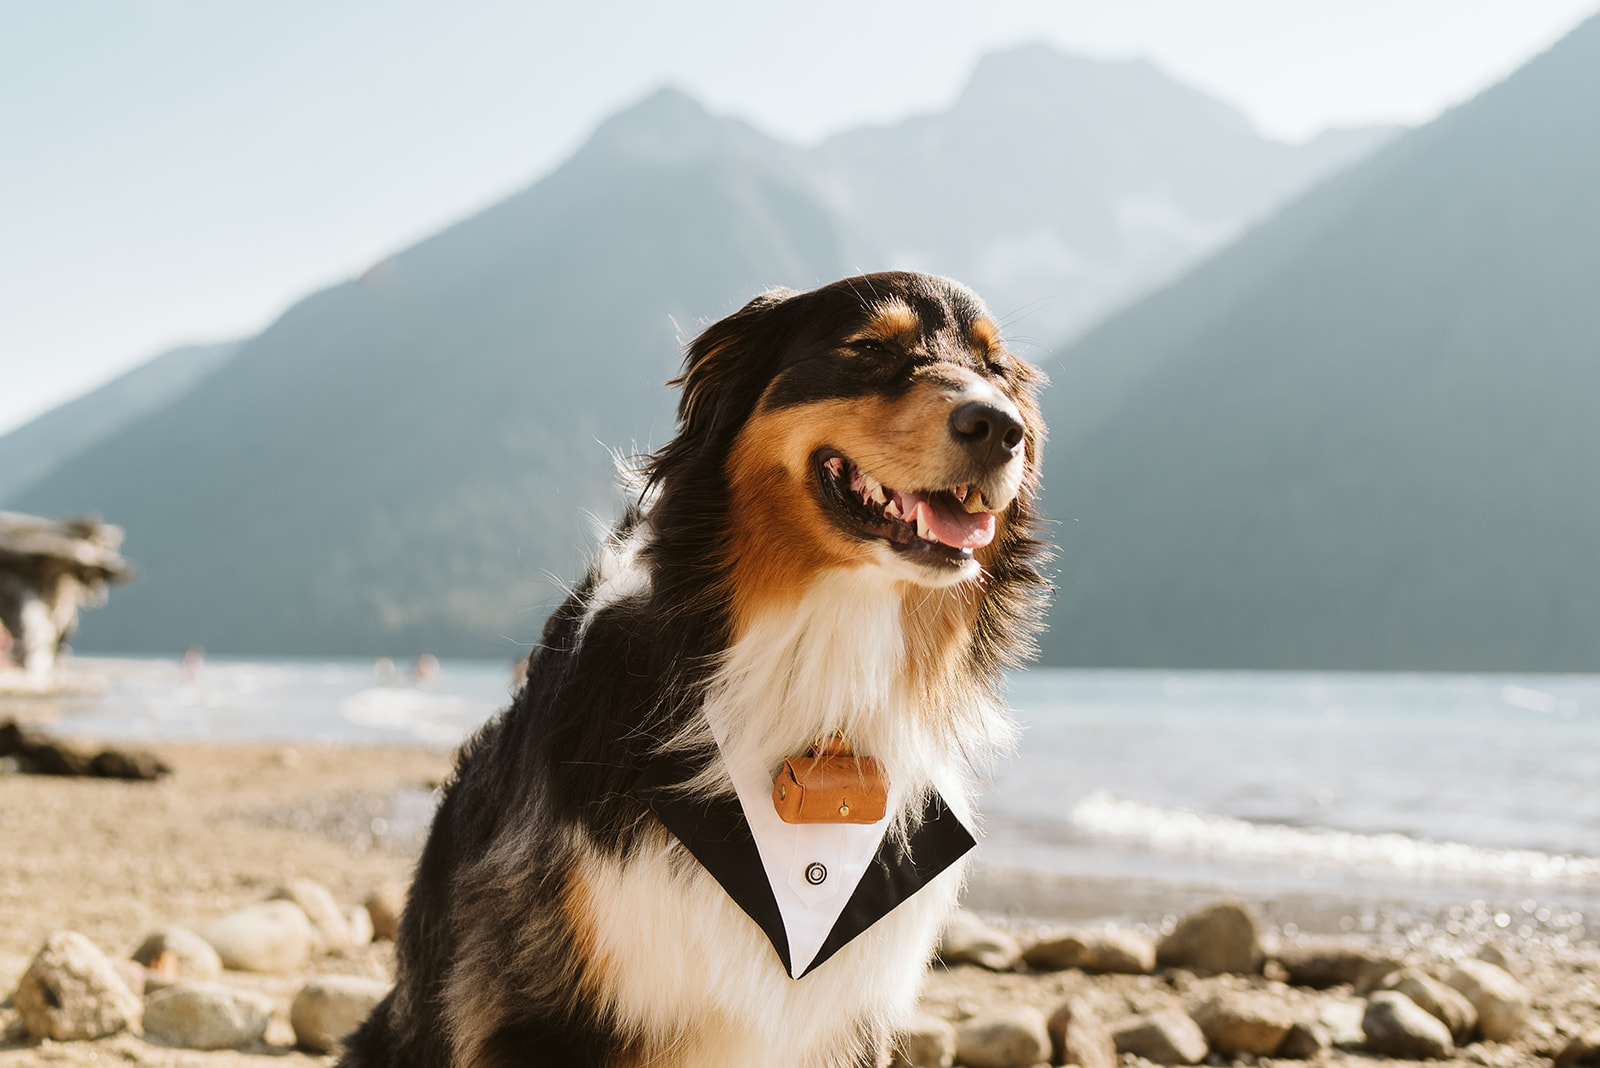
[1070, 791, 1600, 884]
[339, 687, 490, 746]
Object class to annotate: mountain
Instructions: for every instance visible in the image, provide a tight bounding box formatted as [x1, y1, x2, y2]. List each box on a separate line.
[0, 342, 236, 505]
[10, 46, 1392, 658]
[12, 89, 847, 656]
[814, 45, 1393, 346]
[1037, 13, 1600, 671]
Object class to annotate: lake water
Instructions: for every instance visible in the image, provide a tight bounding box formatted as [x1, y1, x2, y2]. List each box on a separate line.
[20, 657, 1600, 934]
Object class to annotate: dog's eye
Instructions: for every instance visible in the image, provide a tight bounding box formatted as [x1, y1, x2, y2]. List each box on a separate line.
[853, 339, 895, 356]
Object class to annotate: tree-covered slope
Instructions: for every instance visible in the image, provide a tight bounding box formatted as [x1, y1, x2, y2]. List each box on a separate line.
[1038, 14, 1600, 670]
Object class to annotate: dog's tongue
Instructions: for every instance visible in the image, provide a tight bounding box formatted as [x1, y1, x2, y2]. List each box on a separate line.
[899, 490, 997, 549]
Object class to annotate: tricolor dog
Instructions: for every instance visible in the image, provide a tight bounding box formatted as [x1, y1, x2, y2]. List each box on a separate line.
[341, 271, 1048, 1067]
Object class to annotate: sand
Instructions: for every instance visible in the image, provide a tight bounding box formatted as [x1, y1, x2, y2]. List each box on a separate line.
[0, 740, 451, 1066]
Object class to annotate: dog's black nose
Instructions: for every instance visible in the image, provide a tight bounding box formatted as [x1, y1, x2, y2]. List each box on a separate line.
[948, 400, 1025, 466]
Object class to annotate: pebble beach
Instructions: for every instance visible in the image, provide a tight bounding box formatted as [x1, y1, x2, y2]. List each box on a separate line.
[3, 735, 1599, 1067]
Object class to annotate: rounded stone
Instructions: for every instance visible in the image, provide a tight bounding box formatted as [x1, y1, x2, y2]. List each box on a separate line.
[1446, 959, 1529, 1041]
[291, 974, 391, 1053]
[1192, 990, 1297, 1056]
[364, 883, 406, 942]
[1047, 997, 1117, 1068]
[1363, 990, 1454, 1060]
[1156, 899, 1263, 975]
[1275, 939, 1395, 989]
[12, 931, 142, 1041]
[198, 899, 315, 972]
[955, 1006, 1051, 1068]
[1024, 926, 1155, 974]
[1389, 968, 1477, 1041]
[1113, 1008, 1209, 1065]
[272, 877, 353, 951]
[143, 981, 274, 1050]
[889, 1013, 956, 1068]
[936, 910, 1021, 971]
[132, 924, 223, 981]
[1277, 1020, 1332, 1059]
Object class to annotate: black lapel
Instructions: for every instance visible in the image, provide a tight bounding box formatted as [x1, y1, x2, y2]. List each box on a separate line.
[634, 750, 793, 975]
[634, 751, 975, 980]
[798, 790, 975, 977]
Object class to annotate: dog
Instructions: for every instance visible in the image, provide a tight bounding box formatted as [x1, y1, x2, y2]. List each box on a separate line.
[341, 271, 1047, 1067]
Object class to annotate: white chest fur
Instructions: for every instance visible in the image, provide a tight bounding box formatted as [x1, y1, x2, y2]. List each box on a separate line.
[574, 569, 982, 1066]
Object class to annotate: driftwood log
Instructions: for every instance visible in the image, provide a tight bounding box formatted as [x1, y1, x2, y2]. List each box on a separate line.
[0, 511, 133, 678]
[0, 719, 170, 780]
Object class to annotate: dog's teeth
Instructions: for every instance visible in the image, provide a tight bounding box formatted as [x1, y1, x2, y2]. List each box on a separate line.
[870, 486, 887, 505]
[825, 456, 844, 477]
[962, 489, 988, 514]
[915, 506, 935, 541]
[954, 484, 969, 502]
[884, 500, 902, 520]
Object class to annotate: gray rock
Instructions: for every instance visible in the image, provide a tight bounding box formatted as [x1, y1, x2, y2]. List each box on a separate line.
[364, 883, 406, 942]
[272, 877, 353, 951]
[1446, 959, 1529, 1041]
[954, 1007, 1051, 1068]
[11, 931, 142, 1041]
[198, 899, 314, 972]
[347, 904, 375, 947]
[937, 910, 1021, 971]
[1191, 990, 1297, 1056]
[1388, 968, 1477, 1042]
[143, 981, 274, 1050]
[1046, 997, 1117, 1068]
[132, 924, 223, 981]
[290, 974, 391, 1054]
[1023, 927, 1155, 974]
[889, 1013, 956, 1068]
[1113, 1008, 1209, 1065]
[1155, 899, 1262, 975]
[1275, 939, 1395, 989]
[1555, 1030, 1600, 1068]
[1276, 1020, 1331, 1060]
[1363, 990, 1454, 1060]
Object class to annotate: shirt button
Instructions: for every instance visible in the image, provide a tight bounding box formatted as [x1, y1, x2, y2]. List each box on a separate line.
[804, 862, 827, 885]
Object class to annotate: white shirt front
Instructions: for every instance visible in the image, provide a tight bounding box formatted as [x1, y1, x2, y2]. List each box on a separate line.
[712, 732, 892, 977]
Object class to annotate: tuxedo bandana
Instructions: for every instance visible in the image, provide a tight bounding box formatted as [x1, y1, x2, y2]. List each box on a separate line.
[635, 741, 976, 978]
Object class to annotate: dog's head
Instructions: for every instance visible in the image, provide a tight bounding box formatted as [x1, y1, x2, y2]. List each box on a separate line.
[649, 272, 1045, 628]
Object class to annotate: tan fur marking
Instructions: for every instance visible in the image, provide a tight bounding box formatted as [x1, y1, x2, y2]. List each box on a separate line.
[724, 385, 985, 636]
[850, 299, 921, 348]
[967, 316, 1001, 354]
[562, 865, 617, 1006]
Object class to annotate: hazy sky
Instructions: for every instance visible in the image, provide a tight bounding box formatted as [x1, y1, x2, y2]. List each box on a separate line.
[2, 0, 1596, 436]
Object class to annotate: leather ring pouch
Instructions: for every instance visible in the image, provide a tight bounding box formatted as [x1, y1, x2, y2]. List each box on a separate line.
[772, 749, 889, 824]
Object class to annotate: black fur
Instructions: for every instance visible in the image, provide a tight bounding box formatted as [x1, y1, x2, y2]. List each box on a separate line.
[339, 272, 1048, 1068]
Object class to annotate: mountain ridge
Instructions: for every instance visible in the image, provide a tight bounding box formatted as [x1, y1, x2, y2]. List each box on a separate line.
[1036, 13, 1600, 670]
[9, 43, 1398, 657]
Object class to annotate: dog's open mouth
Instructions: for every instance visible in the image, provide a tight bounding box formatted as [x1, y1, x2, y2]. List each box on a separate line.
[814, 449, 996, 563]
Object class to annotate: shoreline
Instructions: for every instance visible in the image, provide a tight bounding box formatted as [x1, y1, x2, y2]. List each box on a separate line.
[3, 738, 1598, 1066]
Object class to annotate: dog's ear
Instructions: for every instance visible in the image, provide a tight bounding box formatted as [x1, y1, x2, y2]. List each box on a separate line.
[671, 288, 800, 443]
